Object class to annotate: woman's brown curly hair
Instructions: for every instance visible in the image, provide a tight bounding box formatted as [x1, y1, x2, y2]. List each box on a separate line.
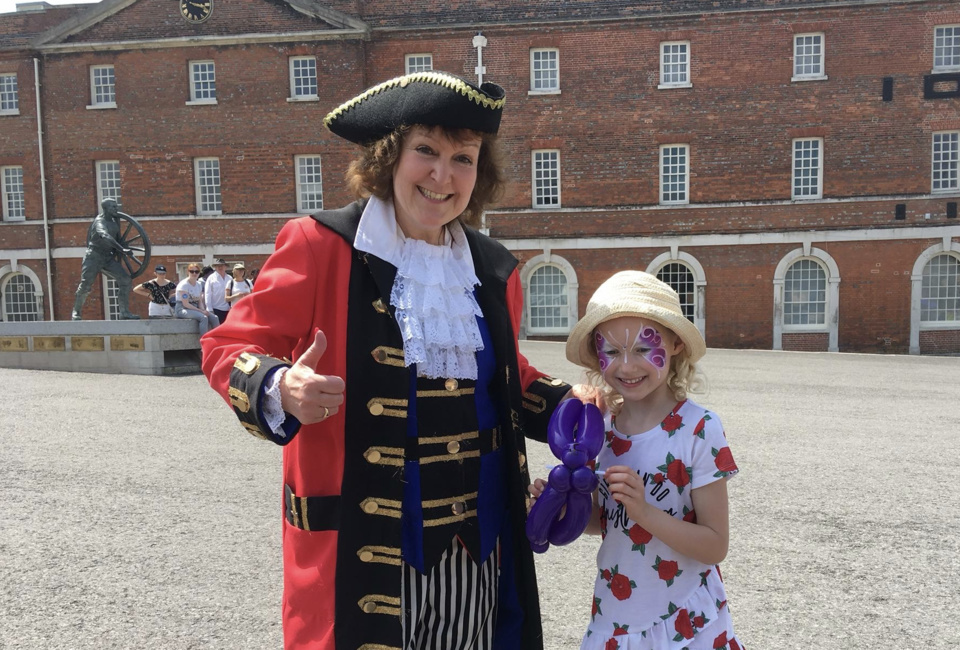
[344, 124, 506, 228]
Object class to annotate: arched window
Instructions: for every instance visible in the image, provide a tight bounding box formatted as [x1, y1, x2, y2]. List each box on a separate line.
[528, 264, 570, 333]
[656, 262, 696, 323]
[1, 272, 40, 321]
[783, 259, 827, 327]
[920, 253, 960, 323]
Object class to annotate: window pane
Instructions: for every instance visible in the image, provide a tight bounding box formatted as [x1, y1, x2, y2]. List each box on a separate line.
[196, 159, 221, 213]
[531, 49, 559, 91]
[660, 145, 688, 204]
[921, 254, 960, 322]
[2, 273, 39, 321]
[291, 57, 317, 97]
[656, 262, 696, 322]
[191, 62, 216, 100]
[529, 265, 568, 329]
[783, 259, 826, 326]
[794, 34, 823, 77]
[97, 161, 121, 205]
[933, 132, 960, 192]
[0, 74, 18, 112]
[405, 55, 433, 74]
[297, 156, 323, 212]
[661, 43, 688, 84]
[934, 26, 960, 70]
[533, 151, 560, 207]
[2, 166, 25, 221]
[793, 139, 821, 198]
[93, 66, 116, 104]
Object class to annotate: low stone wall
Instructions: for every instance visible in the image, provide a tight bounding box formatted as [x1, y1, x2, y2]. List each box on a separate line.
[0, 320, 202, 375]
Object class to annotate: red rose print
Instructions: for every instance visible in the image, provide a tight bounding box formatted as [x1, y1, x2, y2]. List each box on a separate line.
[658, 559, 680, 583]
[601, 569, 612, 581]
[605, 638, 619, 650]
[730, 639, 741, 650]
[713, 631, 729, 649]
[667, 459, 691, 488]
[683, 506, 697, 523]
[714, 447, 737, 473]
[628, 524, 652, 545]
[716, 565, 724, 582]
[674, 608, 694, 640]
[612, 623, 629, 636]
[610, 572, 634, 600]
[661, 411, 683, 434]
[694, 614, 705, 628]
[693, 418, 706, 438]
[605, 430, 614, 444]
[610, 437, 632, 456]
[653, 472, 665, 484]
[592, 596, 602, 620]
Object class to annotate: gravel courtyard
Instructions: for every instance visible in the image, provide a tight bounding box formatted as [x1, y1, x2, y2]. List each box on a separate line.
[1, 343, 957, 649]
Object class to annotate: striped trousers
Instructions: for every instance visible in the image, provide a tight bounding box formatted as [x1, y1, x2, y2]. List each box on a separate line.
[401, 537, 500, 650]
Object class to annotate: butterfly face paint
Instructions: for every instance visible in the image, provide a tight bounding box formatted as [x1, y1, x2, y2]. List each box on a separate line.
[595, 321, 669, 377]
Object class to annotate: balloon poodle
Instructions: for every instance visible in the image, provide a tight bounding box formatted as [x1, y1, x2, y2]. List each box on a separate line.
[526, 399, 605, 553]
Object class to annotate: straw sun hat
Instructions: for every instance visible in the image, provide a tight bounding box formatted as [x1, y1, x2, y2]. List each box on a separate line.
[565, 271, 706, 371]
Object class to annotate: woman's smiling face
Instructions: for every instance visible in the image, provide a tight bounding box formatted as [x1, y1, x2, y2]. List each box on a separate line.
[391, 126, 482, 243]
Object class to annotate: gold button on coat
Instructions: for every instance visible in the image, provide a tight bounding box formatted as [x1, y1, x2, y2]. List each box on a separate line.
[451, 502, 465, 515]
[369, 403, 384, 416]
[359, 551, 374, 563]
[374, 349, 388, 363]
[446, 440, 461, 454]
[363, 500, 379, 514]
[550, 378, 564, 386]
[445, 378, 458, 391]
[362, 602, 377, 613]
[365, 450, 382, 463]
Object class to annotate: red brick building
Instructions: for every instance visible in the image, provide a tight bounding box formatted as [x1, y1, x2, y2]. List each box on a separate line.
[1, 0, 958, 354]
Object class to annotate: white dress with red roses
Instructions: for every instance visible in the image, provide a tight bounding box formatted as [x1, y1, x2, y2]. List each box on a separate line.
[581, 399, 743, 650]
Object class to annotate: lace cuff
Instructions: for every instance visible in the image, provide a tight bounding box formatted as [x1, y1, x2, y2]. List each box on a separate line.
[263, 366, 289, 437]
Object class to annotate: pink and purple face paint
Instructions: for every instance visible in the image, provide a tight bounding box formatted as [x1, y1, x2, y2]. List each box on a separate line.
[595, 323, 668, 376]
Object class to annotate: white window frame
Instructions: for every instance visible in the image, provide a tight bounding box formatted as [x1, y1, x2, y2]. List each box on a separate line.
[295, 154, 323, 213]
[103, 275, 121, 321]
[910, 242, 960, 353]
[288, 56, 318, 102]
[95, 160, 121, 207]
[194, 157, 222, 215]
[658, 41, 691, 89]
[933, 25, 960, 72]
[187, 60, 217, 105]
[88, 64, 116, 109]
[532, 149, 561, 208]
[0, 270, 42, 322]
[529, 48, 560, 94]
[919, 252, 960, 325]
[519, 254, 579, 337]
[0, 73, 19, 116]
[781, 258, 828, 331]
[932, 131, 959, 193]
[405, 54, 433, 74]
[792, 33, 827, 82]
[773, 247, 841, 352]
[659, 144, 689, 205]
[792, 137, 823, 200]
[647, 251, 708, 341]
[1, 165, 25, 222]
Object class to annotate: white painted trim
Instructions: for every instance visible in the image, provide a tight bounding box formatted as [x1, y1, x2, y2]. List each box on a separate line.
[646, 251, 707, 341]
[908, 240, 960, 354]
[0, 262, 45, 322]
[518, 253, 579, 339]
[773, 247, 840, 352]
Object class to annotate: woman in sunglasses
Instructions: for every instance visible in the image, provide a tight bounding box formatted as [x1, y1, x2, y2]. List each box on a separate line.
[175, 263, 219, 334]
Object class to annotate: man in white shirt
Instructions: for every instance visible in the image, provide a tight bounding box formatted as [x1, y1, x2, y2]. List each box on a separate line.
[204, 258, 231, 324]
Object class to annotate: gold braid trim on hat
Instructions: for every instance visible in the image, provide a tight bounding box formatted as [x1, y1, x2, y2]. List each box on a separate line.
[323, 71, 506, 127]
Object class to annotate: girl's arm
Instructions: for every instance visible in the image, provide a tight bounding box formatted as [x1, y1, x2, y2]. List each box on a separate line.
[605, 465, 729, 565]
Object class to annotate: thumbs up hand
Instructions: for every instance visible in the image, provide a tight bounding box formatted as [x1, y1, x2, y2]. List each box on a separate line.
[279, 329, 345, 424]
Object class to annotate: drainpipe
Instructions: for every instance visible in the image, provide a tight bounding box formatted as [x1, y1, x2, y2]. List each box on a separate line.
[34, 57, 55, 320]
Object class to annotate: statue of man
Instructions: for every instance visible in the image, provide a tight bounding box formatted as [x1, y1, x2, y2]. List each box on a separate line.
[71, 198, 141, 321]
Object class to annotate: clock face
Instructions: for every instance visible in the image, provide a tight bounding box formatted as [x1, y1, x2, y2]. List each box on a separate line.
[180, 0, 212, 23]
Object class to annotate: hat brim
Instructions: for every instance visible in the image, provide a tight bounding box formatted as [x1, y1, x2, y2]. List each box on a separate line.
[324, 71, 506, 145]
[566, 306, 706, 371]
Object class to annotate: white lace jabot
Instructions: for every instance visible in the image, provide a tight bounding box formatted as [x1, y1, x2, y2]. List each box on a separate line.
[354, 197, 484, 380]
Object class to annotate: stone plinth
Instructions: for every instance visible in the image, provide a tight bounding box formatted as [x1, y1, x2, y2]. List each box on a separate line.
[0, 320, 202, 375]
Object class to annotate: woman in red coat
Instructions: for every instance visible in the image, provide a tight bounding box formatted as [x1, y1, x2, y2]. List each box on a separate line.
[202, 71, 592, 650]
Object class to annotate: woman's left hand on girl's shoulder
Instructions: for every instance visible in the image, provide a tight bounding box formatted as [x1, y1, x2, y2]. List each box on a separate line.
[562, 383, 604, 409]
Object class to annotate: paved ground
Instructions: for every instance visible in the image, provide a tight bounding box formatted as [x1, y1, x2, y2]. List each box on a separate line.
[1, 343, 958, 649]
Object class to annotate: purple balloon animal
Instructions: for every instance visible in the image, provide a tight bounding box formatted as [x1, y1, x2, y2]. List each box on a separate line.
[526, 399, 605, 553]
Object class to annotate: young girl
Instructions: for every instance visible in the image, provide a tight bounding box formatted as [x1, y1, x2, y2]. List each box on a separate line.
[542, 270, 743, 650]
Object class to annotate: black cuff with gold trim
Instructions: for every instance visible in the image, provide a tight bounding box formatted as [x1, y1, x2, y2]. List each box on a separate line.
[521, 376, 572, 443]
[228, 351, 300, 445]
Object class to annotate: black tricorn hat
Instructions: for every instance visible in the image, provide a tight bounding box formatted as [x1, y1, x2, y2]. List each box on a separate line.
[324, 71, 506, 145]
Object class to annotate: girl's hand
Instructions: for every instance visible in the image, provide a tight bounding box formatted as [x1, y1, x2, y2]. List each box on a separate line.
[604, 464, 654, 526]
[528, 477, 547, 502]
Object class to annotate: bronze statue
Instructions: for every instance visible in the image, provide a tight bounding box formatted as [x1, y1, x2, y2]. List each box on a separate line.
[71, 198, 152, 321]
